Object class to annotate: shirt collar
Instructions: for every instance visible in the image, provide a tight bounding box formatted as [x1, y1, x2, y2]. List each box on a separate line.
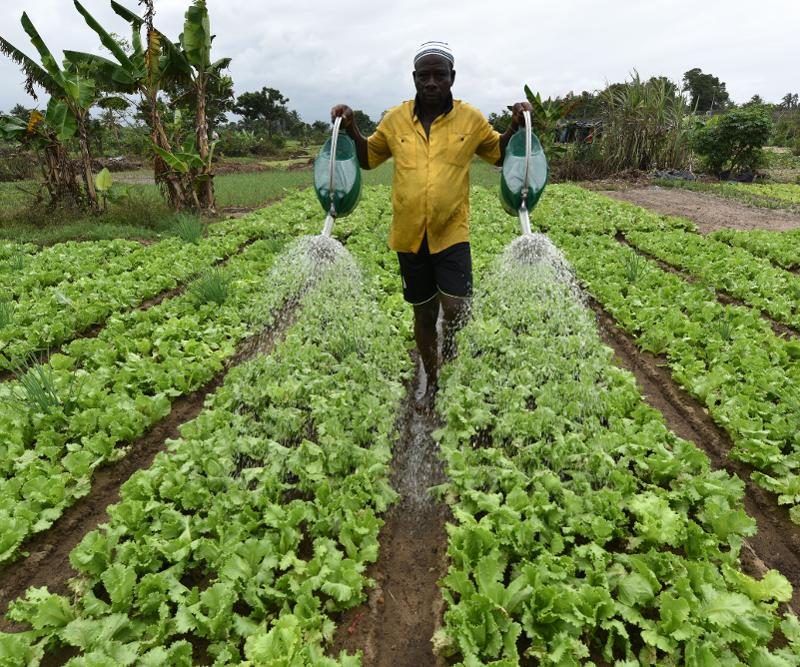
[412, 93, 454, 120]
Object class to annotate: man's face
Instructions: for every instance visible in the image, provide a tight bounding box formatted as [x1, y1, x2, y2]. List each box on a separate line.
[413, 54, 455, 107]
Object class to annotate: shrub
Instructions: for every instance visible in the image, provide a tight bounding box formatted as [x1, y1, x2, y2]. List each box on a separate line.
[691, 108, 773, 178]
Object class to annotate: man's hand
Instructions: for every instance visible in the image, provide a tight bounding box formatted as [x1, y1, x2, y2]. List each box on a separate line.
[331, 104, 354, 129]
[509, 101, 533, 132]
[330, 104, 370, 168]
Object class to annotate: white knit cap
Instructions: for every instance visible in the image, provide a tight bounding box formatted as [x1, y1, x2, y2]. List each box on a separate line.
[413, 41, 454, 67]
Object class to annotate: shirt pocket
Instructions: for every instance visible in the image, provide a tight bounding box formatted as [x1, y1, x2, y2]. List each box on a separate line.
[393, 134, 417, 169]
[445, 131, 474, 167]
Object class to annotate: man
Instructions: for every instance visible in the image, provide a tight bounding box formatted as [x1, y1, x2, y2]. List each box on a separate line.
[332, 41, 531, 410]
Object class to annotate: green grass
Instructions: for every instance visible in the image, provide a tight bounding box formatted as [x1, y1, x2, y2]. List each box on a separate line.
[213, 169, 310, 207]
[0, 157, 503, 245]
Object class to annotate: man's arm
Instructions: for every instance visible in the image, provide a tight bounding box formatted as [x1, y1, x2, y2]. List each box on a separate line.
[331, 104, 370, 169]
[496, 101, 534, 165]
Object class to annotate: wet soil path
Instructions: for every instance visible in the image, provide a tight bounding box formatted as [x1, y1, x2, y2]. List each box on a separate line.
[333, 359, 449, 667]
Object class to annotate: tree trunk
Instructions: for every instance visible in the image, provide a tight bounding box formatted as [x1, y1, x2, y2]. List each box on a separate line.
[42, 139, 81, 207]
[195, 71, 215, 213]
[149, 100, 189, 210]
[76, 116, 99, 212]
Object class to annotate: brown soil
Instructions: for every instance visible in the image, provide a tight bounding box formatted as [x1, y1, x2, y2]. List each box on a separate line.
[592, 301, 800, 613]
[604, 186, 800, 234]
[0, 310, 296, 631]
[616, 232, 800, 340]
[332, 361, 449, 667]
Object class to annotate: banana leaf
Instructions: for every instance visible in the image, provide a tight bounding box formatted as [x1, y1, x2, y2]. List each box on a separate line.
[181, 1, 211, 69]
[73, 1, 135, 71]
[46, 98, 78, 141]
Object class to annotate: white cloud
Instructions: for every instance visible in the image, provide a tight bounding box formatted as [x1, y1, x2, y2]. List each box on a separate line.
[1, 0, 798, 123]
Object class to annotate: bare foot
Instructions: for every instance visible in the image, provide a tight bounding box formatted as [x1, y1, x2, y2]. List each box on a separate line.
[415, 380, 438, 414]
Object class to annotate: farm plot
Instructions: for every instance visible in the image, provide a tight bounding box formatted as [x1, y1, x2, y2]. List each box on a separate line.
[711, 229, 800, 271]
[434, 238, 798, 666]
[605, 185, 800, 234]
[0, 214, 303, 373]
[534, 189, 800, 525]
[2, 185, 800, 666]
[0, 192, 339, 565]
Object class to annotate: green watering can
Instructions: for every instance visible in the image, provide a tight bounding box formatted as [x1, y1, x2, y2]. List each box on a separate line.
[313, 115, 362, 235]
[500, 109, 548, 235]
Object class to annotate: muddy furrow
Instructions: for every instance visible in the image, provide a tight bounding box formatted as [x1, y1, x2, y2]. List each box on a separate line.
[0, 236, 263, 384]
[332, 359, 449, 667]
[591, 300, 800, 613]
[0, 308, 297, 628]
[616, 232, 800, 340]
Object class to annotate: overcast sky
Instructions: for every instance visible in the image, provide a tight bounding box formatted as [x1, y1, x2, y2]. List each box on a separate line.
[1, 0, 798, 124]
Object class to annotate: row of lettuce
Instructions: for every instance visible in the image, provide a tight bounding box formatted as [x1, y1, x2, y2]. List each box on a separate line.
[0, 193, 337, 564]
[1, 190, 412, 665]
[422, 187, 799, 665]
[0, 217, 290, 372]
[530, 186, 800, 526]
[2, 185, 799, 665]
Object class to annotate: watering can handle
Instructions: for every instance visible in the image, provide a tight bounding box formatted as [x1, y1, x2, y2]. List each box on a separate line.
[327, 115, 342, 217]
[521, 109, 532, 208]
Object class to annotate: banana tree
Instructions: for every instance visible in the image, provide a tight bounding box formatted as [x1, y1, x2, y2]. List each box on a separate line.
[68, 0, 229, 212]
[66, 0, 189, 209]
[0, 13, 101, 210]
[0, 111, 82, 206]
[523, 84, 583, 156]
[171, 0, 230, 211]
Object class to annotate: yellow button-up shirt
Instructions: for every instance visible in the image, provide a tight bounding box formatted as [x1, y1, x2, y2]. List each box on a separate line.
[367, 98, 501, 254]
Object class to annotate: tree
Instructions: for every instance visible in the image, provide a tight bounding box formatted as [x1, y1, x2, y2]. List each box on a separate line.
[691, 107, 773, 177]
[352, 109, 376, 135]
[646, 76, 679, 98]
[232, 87, 290, 136]
[0, 12, 102, 210]
[8, 104, 31, 120]
[682, 68, 730, 113]
[67, 0, 186, 208]
[742, 94, 766, 108]
[781, 93, 799, 111]
[488, 109, 512, 133]
[523, 84, 583, 154]
[69, 0, 231, 212]
[0, 111, 82, 205]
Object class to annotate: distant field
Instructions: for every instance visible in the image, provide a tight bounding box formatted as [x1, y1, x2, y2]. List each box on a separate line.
[0, 158, 503, 245]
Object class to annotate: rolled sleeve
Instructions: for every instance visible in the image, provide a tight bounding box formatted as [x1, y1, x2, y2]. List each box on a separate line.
[475, 121, 501, 165]
[367, 123, 392, 169]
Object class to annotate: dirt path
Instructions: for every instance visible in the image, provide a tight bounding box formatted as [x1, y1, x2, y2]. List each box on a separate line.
[592, 301, 800, 613]
[332, 360, 449, 667]
[0, 311, 296, 630]
[604, 186, 800, 234]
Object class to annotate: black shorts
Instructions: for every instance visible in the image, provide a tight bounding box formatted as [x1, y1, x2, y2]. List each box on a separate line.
[397, 236, 472, 305]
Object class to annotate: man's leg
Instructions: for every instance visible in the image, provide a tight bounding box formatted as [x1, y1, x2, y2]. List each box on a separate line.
[439, 292, 470, 362]
[413, 295, 440, 397]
